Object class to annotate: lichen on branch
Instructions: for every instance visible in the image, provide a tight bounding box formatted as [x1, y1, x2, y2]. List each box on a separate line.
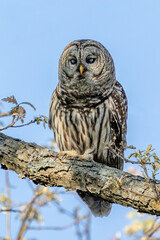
[0, 133, 160, 216]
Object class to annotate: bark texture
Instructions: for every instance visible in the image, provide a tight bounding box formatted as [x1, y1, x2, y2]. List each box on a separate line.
[0, 133, 160, 216]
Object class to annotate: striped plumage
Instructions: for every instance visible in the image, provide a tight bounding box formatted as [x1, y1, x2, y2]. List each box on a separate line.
[49, 40, 128, 217]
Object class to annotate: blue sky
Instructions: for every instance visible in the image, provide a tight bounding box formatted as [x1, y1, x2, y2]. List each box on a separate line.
[0, 0, 160, 239]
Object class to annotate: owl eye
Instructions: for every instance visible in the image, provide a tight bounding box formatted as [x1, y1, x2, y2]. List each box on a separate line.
[86, 58, 96, 64]
[70, 59, 77, 65]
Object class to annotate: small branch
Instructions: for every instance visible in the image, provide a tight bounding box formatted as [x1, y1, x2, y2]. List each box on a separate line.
[16, 186, 41, 240]
[0, 133, 160, 216]
[0, 116, 48, 131]
[0, 112, 11, 117]
[142, 222, 160, 239]
[0, 209, 21, 213]
[0, 116, 35, 131]
[5, 172, 11, 240]
[0, 116, 19, 131]
[11, 119, 37, 128]
[29, 216, 85, 231]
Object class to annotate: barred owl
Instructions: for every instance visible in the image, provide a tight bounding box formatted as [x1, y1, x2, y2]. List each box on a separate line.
[49, 39, 128, 217]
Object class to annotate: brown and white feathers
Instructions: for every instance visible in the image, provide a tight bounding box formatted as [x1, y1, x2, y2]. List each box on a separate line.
[49, 39, 128, 217]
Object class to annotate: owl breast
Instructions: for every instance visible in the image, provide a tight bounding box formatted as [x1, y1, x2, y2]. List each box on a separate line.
[50, 94, 122, 169]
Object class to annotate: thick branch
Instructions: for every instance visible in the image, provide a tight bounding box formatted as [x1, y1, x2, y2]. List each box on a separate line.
[0, 133, 160, 216]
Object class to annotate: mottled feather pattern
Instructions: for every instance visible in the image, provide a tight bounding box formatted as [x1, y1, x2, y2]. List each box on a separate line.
[49, 81, 127, 169]
[49, 39, 128, 217]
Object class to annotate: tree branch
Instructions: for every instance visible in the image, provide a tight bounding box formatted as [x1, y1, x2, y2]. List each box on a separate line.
[0, 133, 160, 216]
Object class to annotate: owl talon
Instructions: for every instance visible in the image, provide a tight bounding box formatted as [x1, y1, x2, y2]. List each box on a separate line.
[58, 151, 93, 162]
[77, 153, 94, 162]
[58, 150, 80, 159]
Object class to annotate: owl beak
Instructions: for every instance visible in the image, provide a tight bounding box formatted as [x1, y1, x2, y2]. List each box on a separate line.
[79, 65, 84, 75]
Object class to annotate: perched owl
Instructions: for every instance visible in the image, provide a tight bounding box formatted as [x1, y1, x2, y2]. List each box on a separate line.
[49, 39, 128, 217]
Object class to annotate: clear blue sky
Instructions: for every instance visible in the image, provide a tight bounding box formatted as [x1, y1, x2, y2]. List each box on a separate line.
[0, 0, 160, 239]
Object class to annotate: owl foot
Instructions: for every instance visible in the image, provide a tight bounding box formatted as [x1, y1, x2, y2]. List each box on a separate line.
[58, 150, 80, 159]
[77, 153, 94, 162]
[81, 148, 95, 162]
[58, 150, 93, 162]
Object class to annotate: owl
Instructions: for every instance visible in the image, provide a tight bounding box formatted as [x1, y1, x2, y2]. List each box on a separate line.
[49, 39, 128, 217]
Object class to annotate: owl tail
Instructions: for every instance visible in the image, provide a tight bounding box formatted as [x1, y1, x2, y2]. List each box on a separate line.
[77, 190, 112, 217]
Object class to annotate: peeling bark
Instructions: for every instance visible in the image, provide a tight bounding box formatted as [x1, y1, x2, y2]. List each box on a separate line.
[0, 133, 160, 216]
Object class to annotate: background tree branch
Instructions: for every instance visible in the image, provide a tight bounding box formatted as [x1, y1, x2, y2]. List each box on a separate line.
[0, 133, 160, 216]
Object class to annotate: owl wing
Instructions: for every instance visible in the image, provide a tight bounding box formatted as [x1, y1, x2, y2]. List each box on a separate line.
[111, 81, 128, 146]
[48, 88, 59, 130]
[106, 81, 128, 169]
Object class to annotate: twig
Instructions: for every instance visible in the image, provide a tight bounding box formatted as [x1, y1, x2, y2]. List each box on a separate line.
[0, 116, 48, 131]
[11, 119, 37, 128]
[5, 172, 11, 240]
[0, 209, 21, 213]
[84, 213, 91, 240]
[73, 208, 83, 240]
[16, 186, 41, 240]
[0, 116, 19, 131]
[0, 112, 11, 117]
[142, 222, 160, 239]
[53, 201, 74, 217]
[0, 119, 36, 131]
[106, 144, 151, 165]
[29, 216, 85, 231]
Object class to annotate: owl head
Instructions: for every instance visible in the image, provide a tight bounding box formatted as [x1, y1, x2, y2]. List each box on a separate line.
[58, 39, 116, 107]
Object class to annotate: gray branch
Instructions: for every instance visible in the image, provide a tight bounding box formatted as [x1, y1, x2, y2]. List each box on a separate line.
[0, 133, 160, 216]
